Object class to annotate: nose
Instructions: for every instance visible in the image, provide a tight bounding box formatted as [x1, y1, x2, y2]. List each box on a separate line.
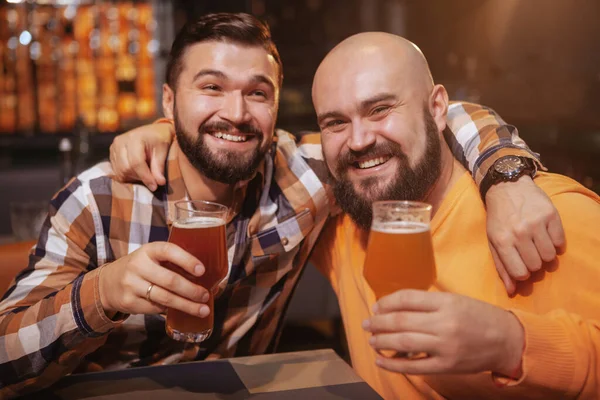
[219, 91, 251, 125]
[347, 120, 376, 153]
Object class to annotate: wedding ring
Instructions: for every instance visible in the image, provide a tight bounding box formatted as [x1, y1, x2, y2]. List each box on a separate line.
[145, 283, 155, 302]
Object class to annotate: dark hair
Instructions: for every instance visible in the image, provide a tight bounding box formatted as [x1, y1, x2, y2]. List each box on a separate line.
[166, 13, 283, 90]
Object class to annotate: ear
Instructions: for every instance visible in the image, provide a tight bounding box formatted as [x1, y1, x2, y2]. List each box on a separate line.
[428, 84, 449, 133]
[162, 83, 175, 120]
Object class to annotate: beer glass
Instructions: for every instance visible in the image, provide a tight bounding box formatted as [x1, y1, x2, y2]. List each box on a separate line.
[166, 200, 229, 342]
[364, 201, 437, 299]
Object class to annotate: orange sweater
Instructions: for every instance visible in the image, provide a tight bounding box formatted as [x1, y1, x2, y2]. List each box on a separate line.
[312, 172, 600, 399]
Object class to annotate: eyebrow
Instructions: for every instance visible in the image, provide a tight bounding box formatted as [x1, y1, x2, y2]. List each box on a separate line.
[192, 69, 276, 93]
[192, 69, 227, 82]
[249, 74, 276, 93]
[359, 93, 398, 110]
[316, 111, 345, 126]
[317, 93, 398, 125]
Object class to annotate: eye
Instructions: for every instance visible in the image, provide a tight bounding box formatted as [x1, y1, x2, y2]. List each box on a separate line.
[323, 120, 346, 130]
[371, 105, 390, 115]
[202, 84, 221, 91]
[249, 89, 267, 98]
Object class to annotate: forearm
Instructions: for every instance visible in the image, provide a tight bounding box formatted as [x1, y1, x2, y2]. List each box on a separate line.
[0, 178, 119, 396]
[445, 101, 545, 187]
[0, 267, 118, 396]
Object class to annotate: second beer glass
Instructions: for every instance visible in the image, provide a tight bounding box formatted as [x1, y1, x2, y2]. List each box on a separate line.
[364, 201, 437, 299]
[166, 200, 228, 342]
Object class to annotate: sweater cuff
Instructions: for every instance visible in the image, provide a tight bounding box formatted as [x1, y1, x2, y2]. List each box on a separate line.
[493, 309, 586, 395]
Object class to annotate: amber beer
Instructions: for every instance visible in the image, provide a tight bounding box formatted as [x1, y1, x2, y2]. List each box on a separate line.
[364, 201, 436, 299]
[166, 201, 228, 342]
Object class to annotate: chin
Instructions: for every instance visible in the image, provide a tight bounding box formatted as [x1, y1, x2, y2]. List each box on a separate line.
[355, 180, 390, 201]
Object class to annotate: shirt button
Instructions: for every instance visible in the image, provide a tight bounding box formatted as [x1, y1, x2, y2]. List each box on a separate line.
[281, 237, 289, 246]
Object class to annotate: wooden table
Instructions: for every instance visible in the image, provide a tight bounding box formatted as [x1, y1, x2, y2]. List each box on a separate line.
[25, 349, 382, 399]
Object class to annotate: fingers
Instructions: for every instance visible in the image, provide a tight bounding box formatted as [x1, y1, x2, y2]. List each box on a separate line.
[492, 242, 530, 281]
[145, 242, 205, 277]
[138, 261, 209, 304]
[150, 145, 168, 186]
[547, 215, 566, 254]
[515, 239, 543, 272]
[375, 354, 447, 375]
[375, 290, 442, 314]
[369, 332, 438, 355]
[109, 143, 120, 179]
[364, 312, 435, 335]
[110, 138, 130, 182]
[115, 145, 132, 182]
[118, 273, 166, 315]
[142, 282, 210, 317]
[128, 139, 158, 191]
[531, 225, 557, 263]
[489, 245, 516, 295]
[109, 134, 158, 190]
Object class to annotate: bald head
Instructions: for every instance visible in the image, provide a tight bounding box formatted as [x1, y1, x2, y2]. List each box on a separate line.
[312, 32, 434, 113]
[312, 32, 451, 230]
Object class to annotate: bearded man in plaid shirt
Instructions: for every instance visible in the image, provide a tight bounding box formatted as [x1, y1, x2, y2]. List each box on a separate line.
[0, 12, 562, 398]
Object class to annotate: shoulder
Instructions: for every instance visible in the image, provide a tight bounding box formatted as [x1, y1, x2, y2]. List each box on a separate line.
[537, 172, 600, 237]
[536, 172, 600, 203]
[273, 129, 329, 185]
[537, 172, 600, 217]
[54, 161, 157, 215]
[274, 129, 323, 159]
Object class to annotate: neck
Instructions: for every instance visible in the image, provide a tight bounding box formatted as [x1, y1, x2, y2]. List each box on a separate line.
[174, 141, 236, 207]
[424, 142, 466, 218]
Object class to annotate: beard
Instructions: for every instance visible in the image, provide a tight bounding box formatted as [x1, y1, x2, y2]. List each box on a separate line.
[173, 105, 270, 184]
[332, 108, 442, 231]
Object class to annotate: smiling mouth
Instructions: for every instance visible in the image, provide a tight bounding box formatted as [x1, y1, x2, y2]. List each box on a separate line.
[209, 132, 252, 142]
[354, 155, 392, 169]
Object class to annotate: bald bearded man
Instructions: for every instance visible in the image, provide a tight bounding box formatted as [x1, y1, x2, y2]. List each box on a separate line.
[311, 33, 600, 399]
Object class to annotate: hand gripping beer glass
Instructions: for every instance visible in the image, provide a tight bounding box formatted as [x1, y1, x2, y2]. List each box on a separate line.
[364, 201, 437, 299]
[166, 200, 228, 342]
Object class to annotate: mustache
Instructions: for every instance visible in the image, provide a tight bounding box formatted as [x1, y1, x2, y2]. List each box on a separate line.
[199, 120, 263, 137]
[335, 141, 406, 174]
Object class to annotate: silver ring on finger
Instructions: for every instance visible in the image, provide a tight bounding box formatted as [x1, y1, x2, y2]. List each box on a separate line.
[145, 283, 155, 302]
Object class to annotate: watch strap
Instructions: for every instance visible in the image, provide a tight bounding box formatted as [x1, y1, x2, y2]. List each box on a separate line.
[480, 156, 537, 199]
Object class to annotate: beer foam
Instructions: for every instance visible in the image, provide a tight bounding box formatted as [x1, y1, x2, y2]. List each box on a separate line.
[371, 221, 429, 234]
[173, 217, 225, 229]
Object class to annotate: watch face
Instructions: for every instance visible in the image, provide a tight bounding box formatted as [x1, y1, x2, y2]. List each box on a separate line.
[494, 156, 523, 175]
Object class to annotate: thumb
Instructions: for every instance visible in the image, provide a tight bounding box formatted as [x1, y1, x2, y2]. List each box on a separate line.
[150, 145, 168, 186]
[547, 215, 566, 255]
[490, 244, 516, 295]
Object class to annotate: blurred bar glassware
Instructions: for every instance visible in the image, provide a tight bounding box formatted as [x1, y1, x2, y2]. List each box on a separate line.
[166, 200, 228, 343]
[364, 201, 437, 299]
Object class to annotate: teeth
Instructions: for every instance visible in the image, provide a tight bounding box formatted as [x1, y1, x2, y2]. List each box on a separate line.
[211, 132, 248, 142]
[358, 156, 390, 169]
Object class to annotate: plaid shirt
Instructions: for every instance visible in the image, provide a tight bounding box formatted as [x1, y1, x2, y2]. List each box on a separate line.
[0, 102, 541, 398]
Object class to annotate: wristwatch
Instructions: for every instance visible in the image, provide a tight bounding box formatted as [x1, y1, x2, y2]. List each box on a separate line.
[480, 155, 537, 199]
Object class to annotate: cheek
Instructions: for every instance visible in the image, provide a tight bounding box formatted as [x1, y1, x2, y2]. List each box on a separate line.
[381, 117, 423, 159]
[321, 135, 344, 174]
[178, 93, 220, 126]
[248, 103, 276, 131]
